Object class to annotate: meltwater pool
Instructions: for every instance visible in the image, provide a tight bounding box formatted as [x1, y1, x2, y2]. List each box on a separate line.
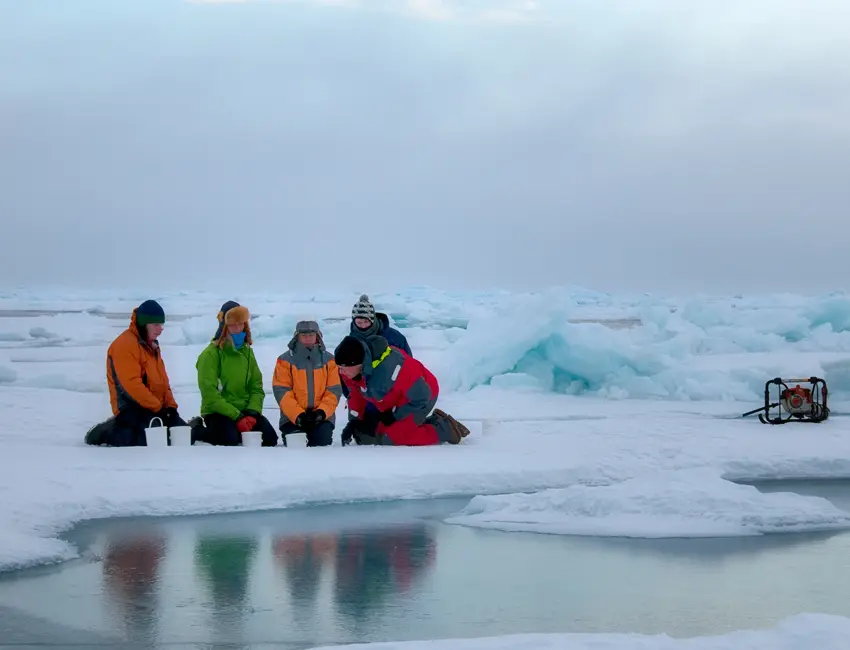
[1, 480, 850, 649]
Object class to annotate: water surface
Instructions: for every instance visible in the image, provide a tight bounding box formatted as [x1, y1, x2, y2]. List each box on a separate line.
[1, 482, 850, 649]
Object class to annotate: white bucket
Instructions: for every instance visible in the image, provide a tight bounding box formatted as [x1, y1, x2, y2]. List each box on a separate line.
[144, 417, 169, 447]
[169, 425, 193, 446]
[242, 430, 264, 447]
[285, 431, 308, 448]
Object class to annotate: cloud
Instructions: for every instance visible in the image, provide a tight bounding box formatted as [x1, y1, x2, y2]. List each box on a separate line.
[1, 1, 849, 295]
[406, 0, 454, 21]
[186, 0, 542, 23]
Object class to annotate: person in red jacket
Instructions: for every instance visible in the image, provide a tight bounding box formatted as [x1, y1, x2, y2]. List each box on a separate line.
[333, 335, 469, 446]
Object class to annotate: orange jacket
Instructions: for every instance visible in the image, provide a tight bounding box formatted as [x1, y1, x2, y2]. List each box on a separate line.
[272, 338, 341, 425]
[106, 312, 178, 415]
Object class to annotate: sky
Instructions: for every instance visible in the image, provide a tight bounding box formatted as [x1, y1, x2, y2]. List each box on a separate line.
[1, 0, 849, 296]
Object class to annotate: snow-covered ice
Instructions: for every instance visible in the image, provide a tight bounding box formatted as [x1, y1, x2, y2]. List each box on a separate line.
[304, 613, 850, 649]
[3, 286, 850, 644]
[444, 467, 850, 538]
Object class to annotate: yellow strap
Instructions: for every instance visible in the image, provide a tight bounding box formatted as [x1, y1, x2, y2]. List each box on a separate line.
[372, 346, 391, 368]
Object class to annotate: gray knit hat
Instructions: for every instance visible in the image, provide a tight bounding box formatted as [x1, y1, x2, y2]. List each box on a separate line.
[351, 294, 376, 322]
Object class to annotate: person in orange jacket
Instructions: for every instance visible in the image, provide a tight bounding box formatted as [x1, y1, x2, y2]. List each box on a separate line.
[272, 320, 341, 446]
[86, 300, 186, 446]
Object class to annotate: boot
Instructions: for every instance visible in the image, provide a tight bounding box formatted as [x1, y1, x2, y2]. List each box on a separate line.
[187, 416, 205, 445]
[432, 409, 470, 444]
[85, 417, 116, 446]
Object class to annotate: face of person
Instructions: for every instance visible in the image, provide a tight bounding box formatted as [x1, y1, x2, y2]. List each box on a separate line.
[147, 323, 164, 340]
[354, 317, 373, 330]
[338, 364, 363, 379]
[299, 332, 317, 347]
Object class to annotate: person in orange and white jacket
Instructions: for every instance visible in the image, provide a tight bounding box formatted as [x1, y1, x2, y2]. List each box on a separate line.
[272, 320, 342, 446]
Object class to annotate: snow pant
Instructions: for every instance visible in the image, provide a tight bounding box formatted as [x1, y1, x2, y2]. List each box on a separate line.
[344, 410, 455, 446]
[88, 404, 188, 447]
[198, 412, 279, 446]
[280, 420, 334, 447]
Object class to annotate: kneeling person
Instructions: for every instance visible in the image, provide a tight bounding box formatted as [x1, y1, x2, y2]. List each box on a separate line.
[272, 321, 341, 447]
[334, 335, 469, 446]
[86, 300, 187, 446]
[196, 301, 278, 446]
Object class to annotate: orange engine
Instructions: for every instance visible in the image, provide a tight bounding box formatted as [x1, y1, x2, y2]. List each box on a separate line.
[781, 385, 813, 412]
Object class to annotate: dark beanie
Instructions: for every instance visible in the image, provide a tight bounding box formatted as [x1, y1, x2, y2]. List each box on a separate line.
[334, 336, 366, 367]
[135, 300, 165, 326]
[214, 300, 241, 340]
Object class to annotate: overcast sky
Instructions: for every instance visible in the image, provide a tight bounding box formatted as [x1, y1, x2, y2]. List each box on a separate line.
[1, 0, 849, 296]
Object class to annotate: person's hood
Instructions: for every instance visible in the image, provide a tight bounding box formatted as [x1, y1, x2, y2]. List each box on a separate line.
[128, 310, 159, 351]
[288, 320, 326, 352]
[129, 310, 141, 338]
[359, 335, 390, 377]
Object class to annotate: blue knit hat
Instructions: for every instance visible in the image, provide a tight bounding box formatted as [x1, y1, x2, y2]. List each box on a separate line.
[135, 300, 165, 326]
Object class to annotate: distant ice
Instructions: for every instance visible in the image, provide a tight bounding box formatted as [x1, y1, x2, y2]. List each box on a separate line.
[16, 374, 105, 393]
[28, 327, 60, 340]
[305, 613, 850, 649]
[4, 288, 850, 402]
[445, 468, 850, 538]
[438, 290, 850, 400]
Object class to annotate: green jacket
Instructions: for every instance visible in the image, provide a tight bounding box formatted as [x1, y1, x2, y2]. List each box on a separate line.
[196, 341, 265, 420]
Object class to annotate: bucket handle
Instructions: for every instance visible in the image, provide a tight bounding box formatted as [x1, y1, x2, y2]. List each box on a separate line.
[147, 417, 164, 428]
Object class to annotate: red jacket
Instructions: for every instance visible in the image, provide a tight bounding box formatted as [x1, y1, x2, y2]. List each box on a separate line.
[342, 339, 439, 426]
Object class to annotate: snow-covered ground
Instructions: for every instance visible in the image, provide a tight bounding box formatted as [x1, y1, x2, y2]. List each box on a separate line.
[2, 286, 850, 648]
[444, 467, 850, 537]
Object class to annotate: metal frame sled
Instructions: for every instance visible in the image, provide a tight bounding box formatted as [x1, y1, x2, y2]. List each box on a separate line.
[742, 376, 829, 424]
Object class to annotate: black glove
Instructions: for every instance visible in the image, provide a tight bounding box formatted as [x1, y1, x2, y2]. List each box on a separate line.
[361, 409, 381, 432]
[296, 410, 320, 432]
[348, 414, 374, 437]
[377, 409, 396, 426]
[167, 407, 187, 427]
[312, 409, 326, 424]
[156, 407, 182, 427]
[341, 424, 355, 446]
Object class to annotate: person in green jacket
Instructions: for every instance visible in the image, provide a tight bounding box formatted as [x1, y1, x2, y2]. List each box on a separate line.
[194, 301, 278, 446]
